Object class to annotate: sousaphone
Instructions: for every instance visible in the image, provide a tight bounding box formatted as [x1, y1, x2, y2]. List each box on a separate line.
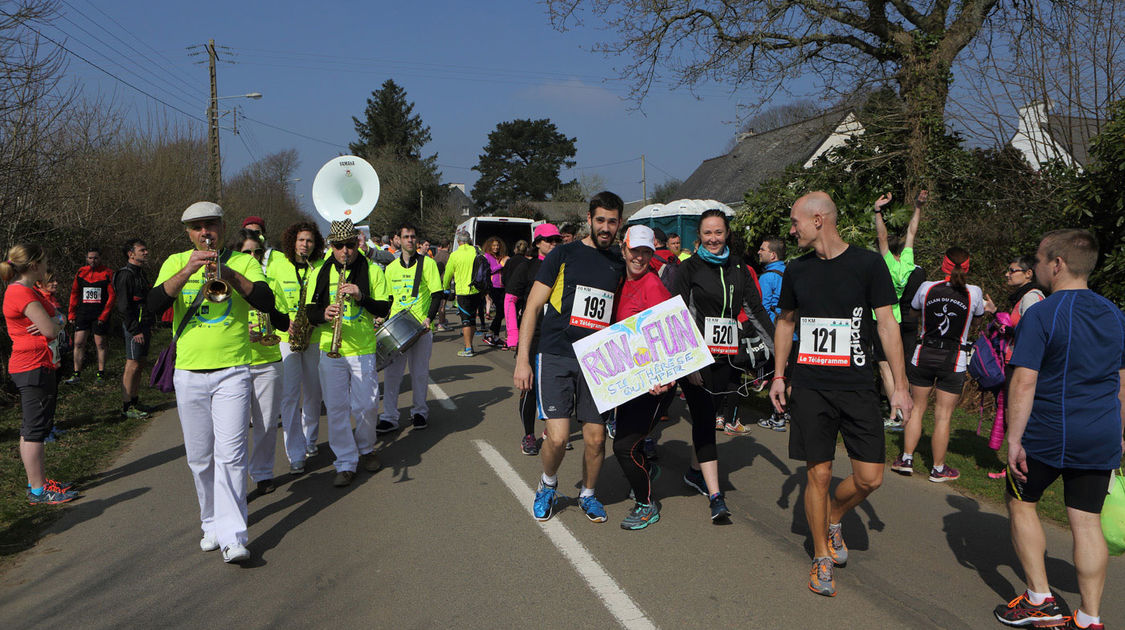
[311, 155, 380, 224]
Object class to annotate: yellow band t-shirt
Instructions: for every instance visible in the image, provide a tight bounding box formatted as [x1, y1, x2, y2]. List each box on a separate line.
[384, 254, 442, 323]
[154, 249, 267, 370]
[317, 259, 388, 357]
[248, 276, 286, 366]
[267, 255, 323, 346]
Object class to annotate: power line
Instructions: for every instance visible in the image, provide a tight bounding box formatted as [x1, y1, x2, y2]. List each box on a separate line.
[84, 0, 203, 95]
[644, 159, 679, 180]
[237, 130, 257, 163]
[2, 11, 207, 124]
[568, 156, 642, 171]
[60, 0, 207, 105]
[239, 115, 343, 148]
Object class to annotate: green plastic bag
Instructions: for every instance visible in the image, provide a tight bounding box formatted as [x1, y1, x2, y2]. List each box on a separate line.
[1104, 468, 1125, 556]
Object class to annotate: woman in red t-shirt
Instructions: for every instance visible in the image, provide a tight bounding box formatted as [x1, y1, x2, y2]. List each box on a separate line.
[611, 226, 673, 530]
[2, 244, 76, 505]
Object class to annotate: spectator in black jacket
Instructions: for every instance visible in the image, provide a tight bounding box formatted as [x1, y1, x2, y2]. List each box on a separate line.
[115, 238, 154, 419]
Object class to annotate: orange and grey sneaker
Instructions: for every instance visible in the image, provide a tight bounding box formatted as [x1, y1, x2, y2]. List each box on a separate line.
[809, 557, 836, 597]
[827, 523, 848, 566]
[993, 592, 1063, 626]
[1055, 616, 1105, 629]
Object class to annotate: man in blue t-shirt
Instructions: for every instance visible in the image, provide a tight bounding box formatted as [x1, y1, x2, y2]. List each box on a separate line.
[996, 229, 1125, 630]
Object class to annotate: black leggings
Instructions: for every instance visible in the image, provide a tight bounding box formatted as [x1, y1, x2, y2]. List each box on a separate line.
[488, 287, 506, 335]
[679, 361, 737, 464]
[518, 354, 540, 437]
[612, 393, 662, 503]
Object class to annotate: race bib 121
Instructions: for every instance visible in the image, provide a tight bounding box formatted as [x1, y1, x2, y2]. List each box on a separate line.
[797, 317, 850, 366]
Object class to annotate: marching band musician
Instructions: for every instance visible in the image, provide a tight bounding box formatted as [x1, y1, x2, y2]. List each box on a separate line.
[234, 231, 290, 496]
[374, 222, 444, 435]
[147, 202, 283, 564]
[307, 219, 390, 487]
[272, 222, 326, 472]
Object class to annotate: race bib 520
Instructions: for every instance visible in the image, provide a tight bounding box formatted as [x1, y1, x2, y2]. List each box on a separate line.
[797, 317, 850, 366]
[570, 285, 613, 330]
[704, 317, 738, 355]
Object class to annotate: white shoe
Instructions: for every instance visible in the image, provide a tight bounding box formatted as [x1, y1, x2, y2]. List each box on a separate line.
[222, 543, 250, 563]
[200, 532, 219, 552]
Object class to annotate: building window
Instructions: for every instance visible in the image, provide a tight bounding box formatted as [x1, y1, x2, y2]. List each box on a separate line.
[461, 207, 470, 216]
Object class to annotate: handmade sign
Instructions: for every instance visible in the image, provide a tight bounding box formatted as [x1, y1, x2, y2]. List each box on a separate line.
[573, 295, 714, 413]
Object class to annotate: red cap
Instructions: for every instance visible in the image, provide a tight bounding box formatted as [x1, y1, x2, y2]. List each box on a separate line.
[242, 216, 265, 230]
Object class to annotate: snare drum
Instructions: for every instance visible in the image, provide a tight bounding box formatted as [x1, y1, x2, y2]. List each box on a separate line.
[374, 310, 428, 371]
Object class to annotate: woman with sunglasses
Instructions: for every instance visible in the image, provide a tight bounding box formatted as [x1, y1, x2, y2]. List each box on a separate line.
[673, 209, 775, 522]
[1004, 255, 1046, 329]
[231, 229, 291, 496]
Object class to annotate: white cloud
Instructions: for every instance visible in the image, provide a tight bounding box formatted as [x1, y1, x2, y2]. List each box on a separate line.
[517, 79, 624, 112]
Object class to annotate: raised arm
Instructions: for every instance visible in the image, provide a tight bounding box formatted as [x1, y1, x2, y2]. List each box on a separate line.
[873, 192, 892, 256]
[904, 189, 926, 249]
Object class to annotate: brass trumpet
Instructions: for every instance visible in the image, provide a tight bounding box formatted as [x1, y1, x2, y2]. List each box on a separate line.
[202, 236, 231, 303]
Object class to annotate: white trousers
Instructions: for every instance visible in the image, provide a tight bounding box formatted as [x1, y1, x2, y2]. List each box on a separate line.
[248, 362, 283, 482]
[174, 365, 252, 549]
[318, 353, 379, 472]
[279, 342, 321, 460]
[379, 330, 433, 427]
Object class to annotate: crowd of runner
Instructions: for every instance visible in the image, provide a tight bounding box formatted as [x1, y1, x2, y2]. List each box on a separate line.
[2, 189, 1121, 629]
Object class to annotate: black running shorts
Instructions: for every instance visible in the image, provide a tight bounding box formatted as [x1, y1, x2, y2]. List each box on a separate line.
[1006, 455, 1113, 514]
[907, 362, 966, 395]
[455, 293, 482, 328]
[788, 387, 884, 463]
[74, 315, 108, 336]
[12, 367, 58, 443]
[535, 352, 606, 424]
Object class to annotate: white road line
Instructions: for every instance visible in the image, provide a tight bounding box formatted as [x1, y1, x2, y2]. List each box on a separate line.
[428, 380, 456, 410]
[473, 440, 657, 630]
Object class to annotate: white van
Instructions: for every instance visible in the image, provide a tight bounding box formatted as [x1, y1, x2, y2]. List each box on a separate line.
[456, 217, 542, 252]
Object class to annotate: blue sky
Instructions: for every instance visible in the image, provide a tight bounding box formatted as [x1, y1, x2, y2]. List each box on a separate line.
[48, 0, 755, 216]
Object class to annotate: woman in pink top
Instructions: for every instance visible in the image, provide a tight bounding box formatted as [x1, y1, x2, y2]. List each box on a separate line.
[2, 243, 77, 505]
[481, 237, 508, 347]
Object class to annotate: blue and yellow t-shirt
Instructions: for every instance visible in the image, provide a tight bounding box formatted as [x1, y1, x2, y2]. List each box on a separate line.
[248, 276, 286, 366]
[267, 254, 322, 346]
[154, 250, 267, 370]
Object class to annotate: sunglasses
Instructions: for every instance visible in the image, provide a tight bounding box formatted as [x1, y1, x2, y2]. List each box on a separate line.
[332, 240, 358, 250]
[1005, 267, 1028, 275]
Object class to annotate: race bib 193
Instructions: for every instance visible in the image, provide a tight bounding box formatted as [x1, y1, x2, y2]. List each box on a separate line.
[570, 285, 613, 330]
[82, 287, 102, 304]
[704, 317, 738, 355]
[797, 317, 850, 366]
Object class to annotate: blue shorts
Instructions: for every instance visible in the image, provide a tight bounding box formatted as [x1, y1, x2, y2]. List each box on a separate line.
[536, 353, 607, 424]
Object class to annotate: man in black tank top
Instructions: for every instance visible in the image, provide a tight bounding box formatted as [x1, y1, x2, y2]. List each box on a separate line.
[770, 191, 912, 597]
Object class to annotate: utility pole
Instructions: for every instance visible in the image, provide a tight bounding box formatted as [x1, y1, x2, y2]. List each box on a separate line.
[206, 39, 221, 203]
[419, 189, 424, 222]
[641, 154, 647, 204]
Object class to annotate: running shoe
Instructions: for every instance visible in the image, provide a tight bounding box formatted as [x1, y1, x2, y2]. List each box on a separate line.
[620, 502, 660, 530]
[332, 471, 355, 487]
[928, 466, 960, 483]
[456, 348, 475, 357]
[27, 487, 79, 505]
[758, 411, 788, 432]
[412, 414, 428, 430]
[95, 371, 106, 385]
[521, 434, 539, 456]
[375, 420, 399, 435]
[683, 467, 707, 496]
[222, 543, 250, 564]
[890, 454, 914, 475]
[289, 461, 306, 475]
[1052, 617, 1104, 630]
[809, 557, 836, 597]
[63, 373, 80, 385]
[993, 592, 1063, 627]
[123, 405, 149, 420]
[305, 443, 319, 458]
[29, 478, 75, 493]
[709, 493, 730, 521]
[578, 495, 607, 523]
[724, 421, 752, 436]
[827, 523, 848, 566]
[606, 419, 616, 439]
[533, 482, 558, 521]
[714, 416, 726, 431]
[256, 479, 275, 495]
[641, 437, 657, 460]
[988, 468, 1007, 480]
[199, 532, 219, 552]
[482, 335, 502, 347]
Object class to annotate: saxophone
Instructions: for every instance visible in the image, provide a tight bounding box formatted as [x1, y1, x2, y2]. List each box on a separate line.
[287, 254, 312, 352]
[326, 261, 348, 359]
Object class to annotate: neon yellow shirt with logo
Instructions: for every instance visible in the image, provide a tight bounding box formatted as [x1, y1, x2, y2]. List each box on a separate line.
[442, 244, 479, 296]
[154, 250, 267, 370]
[267, 254, 323, 347]
[248, 276, 286, 366]
[384, 254, 441, 323]
[318, 259, 388, 357]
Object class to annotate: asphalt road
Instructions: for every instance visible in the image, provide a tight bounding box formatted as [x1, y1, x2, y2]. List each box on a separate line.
[2, 328, 1123, 629]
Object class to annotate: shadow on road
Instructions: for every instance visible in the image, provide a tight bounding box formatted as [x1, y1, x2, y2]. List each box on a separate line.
[776, 465, 884, 559]
[942, 494, 1078, 602]
[49, 487, 152, 536]
[81, 445, 185, 490]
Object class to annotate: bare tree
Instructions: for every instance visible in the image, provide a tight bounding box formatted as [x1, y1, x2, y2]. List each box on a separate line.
[548, 0, 1010, 194]
[725, 100, 824, 151]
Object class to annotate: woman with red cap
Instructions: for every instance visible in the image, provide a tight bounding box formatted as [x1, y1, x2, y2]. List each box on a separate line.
[891, 247, 995, 482]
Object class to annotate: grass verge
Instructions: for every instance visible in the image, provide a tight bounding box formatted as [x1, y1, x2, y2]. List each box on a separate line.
[0, 328, 175, 560]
